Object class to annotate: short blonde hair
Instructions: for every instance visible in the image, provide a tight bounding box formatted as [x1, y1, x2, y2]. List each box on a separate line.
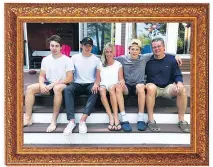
[128, 39, 142, 50]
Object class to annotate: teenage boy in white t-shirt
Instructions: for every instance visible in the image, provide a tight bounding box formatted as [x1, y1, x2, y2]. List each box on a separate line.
[24, 35, 74, 133]
[63, 37, 100, 135]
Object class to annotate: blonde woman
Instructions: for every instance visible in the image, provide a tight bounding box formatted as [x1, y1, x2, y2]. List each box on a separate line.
[96, 43, 125, 131]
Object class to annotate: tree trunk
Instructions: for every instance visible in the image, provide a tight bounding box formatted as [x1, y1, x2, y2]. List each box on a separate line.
[95, 24, 100, 52]
[101, 23, 105, 52]
[132, 23, 137, 38]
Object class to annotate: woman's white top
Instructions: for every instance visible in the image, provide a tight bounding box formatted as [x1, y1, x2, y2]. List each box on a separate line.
[97, 60, 122, 90]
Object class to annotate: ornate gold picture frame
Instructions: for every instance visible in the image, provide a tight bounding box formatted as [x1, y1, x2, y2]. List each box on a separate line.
[4, 3, 209, 166]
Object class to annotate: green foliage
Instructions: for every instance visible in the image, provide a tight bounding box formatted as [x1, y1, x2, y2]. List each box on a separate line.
[138, 34, 151, 47]
[177, 38, 184, 54]
[87, 23, 111, 53]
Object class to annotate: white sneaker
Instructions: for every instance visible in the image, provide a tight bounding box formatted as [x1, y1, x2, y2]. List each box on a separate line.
[79, 122, 87, 133]
[63, 122, 76, 136]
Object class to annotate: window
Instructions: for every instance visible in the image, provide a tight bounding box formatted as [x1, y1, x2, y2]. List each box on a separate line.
[135, 23, 167, 54]
[87, 23, 112, 54]
[177, 23, 191, 54]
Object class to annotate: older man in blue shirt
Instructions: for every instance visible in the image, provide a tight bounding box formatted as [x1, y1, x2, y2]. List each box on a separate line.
[145, 37, 190, 133]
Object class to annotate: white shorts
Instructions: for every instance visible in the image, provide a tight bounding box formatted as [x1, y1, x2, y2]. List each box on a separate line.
[100, 84, 117, 91]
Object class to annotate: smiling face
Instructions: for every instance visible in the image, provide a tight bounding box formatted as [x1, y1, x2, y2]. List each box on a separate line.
[49, 41, 61, 56]
[81, 44, 93, 55]
[129, 44, 141, 59]
[105, 47, 114, 61]
[151, 40, 165, 57]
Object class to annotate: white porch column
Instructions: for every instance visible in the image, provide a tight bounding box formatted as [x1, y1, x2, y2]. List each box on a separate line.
[23, 23, 29, 70]
[124, 23, 132, 55]
[83, 23, 87, 37]
[79, 23, 83, 52]
[165, 23, 179, 53]
[115, 23, 122, 45]
[111, 23, 115, 44]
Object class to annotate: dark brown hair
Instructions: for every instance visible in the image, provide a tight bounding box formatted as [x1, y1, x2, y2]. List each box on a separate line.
[151, 37, 165, 46]
[47, 35, 62, 46]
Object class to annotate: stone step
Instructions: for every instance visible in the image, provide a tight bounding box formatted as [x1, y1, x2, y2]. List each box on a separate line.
[23, 123, 190, 145]
[30, 95, 190, 107]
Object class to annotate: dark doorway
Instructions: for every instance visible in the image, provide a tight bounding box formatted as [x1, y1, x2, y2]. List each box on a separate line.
[26, 23, 79, 69]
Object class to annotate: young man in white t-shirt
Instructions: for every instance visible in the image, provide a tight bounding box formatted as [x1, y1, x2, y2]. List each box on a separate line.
[63, 37, 100, 135]
[24, 35, 74, 132]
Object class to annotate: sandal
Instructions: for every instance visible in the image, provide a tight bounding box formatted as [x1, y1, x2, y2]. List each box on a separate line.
[108, 124, 115, 131]
[114, 124, 122, 131]
[137, 121, 147, 131]
[121, 121, 132, 132]
[178, 121, 190, 133]
[147, 120, 161, 132]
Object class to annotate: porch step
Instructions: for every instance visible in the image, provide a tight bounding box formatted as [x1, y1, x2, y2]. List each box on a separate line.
[23, 72, 191, 146]
[24, 123, 190, 133]
[26, 105, 190, 124]
[31, 95, 190, 107]
[23, 123, 190, 145]
[26, 112, 190, 124]
[30, 106, 190, 114]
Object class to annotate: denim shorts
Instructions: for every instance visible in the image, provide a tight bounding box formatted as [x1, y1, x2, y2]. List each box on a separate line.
[44, 81, 54, 95]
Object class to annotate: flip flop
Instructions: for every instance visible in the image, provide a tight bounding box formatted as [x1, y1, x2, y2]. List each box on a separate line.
[108, 124, 115, 131]
[114, 124, 122, 131]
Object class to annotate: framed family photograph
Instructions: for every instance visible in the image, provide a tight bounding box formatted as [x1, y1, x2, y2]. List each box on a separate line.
[4, 3, 209, 166]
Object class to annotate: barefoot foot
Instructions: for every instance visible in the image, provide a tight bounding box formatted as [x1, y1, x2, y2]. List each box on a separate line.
[46, 123, 57, 132]
[23, 118, 32, 127]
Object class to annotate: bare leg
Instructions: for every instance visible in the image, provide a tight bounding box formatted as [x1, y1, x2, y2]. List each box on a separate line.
[115, 84, 127, 113]
[99, 87, 114, 126]
[136, 84, 146, 113]
[115, 84, 128, 127]
[146, 83, 157, 121]
[46, 84, 67, 132]
[108, 85, 119, 129]
[24, 83, 41, 126]
[169, 85, 187, 121]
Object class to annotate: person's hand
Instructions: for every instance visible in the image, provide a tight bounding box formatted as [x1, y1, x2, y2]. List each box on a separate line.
[175, 55, 182, 66]
[91, 83, 99, 94]
[175, 82, 184, 95]
[117, 80, 125, 88]
[40, 83, 49, 94]
[46, 83, 54, 91]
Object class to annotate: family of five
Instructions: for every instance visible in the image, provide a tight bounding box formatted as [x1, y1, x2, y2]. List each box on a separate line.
[24, 35, 190, 134]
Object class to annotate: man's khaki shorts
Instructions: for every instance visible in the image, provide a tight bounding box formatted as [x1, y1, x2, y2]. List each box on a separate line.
[156, 84, 175, 99]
